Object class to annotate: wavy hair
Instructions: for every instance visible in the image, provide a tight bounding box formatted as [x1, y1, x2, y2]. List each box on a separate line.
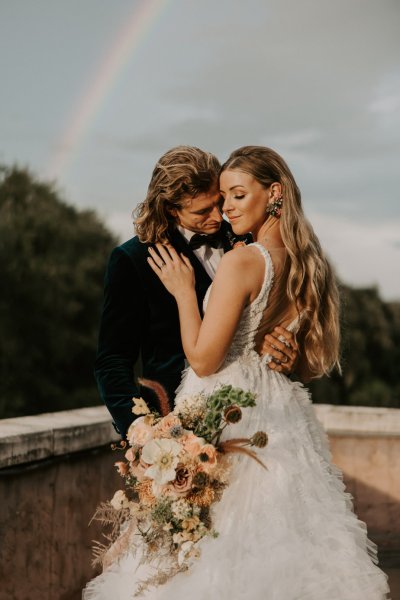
[134, 146, 220, 244]
[221, 146, 341, 378]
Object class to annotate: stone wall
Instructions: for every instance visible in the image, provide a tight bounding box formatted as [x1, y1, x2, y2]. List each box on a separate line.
[0, 405, 399, 600]
[0, 407, 120, 600]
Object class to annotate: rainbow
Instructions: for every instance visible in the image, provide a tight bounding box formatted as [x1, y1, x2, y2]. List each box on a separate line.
[47, 0, 171, 179]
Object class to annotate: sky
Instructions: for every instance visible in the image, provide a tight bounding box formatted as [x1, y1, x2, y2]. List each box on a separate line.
[1, 0, 400, 300]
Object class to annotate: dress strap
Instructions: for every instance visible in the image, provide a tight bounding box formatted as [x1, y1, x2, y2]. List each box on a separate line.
[247, 243, 274, 310]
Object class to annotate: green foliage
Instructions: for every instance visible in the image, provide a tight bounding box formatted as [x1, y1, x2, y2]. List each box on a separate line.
[196, 385, 256, 441]
[310, 285, 400, 408]
[0, 165, 117, 418]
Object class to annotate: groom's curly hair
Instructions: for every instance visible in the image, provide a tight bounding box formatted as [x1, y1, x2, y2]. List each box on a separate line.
[134, 146, 220, 244]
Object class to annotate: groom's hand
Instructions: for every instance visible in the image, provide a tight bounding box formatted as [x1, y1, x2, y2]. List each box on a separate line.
[260, 326, 298, 375]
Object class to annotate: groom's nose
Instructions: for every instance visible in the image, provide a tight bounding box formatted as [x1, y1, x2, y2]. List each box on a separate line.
[209, 205, 223, 222]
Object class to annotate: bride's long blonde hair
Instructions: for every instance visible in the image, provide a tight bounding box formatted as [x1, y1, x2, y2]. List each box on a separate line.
[221, 146, 341, 378]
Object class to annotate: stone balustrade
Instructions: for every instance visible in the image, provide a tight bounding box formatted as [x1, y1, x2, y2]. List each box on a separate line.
[0, 404, 399, 600]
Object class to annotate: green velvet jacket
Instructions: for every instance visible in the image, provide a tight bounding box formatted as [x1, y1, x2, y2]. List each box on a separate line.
[95, 222, 249, 438]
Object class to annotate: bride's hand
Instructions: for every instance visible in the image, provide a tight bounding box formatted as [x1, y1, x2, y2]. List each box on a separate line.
[148, 243, 195, 297]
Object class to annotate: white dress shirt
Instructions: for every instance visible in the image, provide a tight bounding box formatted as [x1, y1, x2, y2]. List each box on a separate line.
[177, 226, 224, 280]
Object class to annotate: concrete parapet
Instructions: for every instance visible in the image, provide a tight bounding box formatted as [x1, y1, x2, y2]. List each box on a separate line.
[0, 406, 119, 468]
[0, 404, 398, 599]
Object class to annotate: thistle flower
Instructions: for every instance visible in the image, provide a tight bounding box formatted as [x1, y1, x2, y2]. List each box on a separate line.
[224, 405, 242, 424]
[250, 431, 268, 448]
[170, 424, 184, 438]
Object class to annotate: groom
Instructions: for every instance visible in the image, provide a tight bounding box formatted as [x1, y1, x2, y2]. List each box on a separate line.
[95, 146, 297, 439]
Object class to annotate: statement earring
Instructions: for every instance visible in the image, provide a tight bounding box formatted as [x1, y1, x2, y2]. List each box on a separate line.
[266, 196, 283, 219]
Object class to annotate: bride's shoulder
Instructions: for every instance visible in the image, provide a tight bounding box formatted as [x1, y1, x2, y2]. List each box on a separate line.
[218, 244, 264, 274]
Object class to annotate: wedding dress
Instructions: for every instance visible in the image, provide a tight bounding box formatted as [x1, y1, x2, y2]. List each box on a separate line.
[84, 243, 390, 600]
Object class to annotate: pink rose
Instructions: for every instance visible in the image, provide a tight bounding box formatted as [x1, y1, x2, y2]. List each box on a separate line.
[154, 414, 182, 438]
[127, 416, 154, 446]
[125, 447, 136, 463]
[130, 457, 149, 482]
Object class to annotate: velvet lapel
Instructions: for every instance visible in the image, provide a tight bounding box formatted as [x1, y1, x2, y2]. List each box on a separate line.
[168, 229, 212, 305]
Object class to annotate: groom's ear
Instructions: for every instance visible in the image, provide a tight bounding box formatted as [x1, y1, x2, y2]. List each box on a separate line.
[168, 207, 181, 226]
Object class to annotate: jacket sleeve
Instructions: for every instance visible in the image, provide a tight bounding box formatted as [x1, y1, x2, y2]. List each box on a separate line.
[94, 246, 147, 439]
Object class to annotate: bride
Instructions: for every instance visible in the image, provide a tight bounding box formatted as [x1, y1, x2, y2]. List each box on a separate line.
[84, 146, 390, 599]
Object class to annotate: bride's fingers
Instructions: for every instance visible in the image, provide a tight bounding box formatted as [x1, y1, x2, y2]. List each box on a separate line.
[163, 244, 181, 263]
[155, 243, 174, 265]
[147, 255, 163, 276]
[148, 247, 165, 269]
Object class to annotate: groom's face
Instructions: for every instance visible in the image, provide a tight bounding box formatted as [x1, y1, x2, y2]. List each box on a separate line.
[172, 184, 223, 234]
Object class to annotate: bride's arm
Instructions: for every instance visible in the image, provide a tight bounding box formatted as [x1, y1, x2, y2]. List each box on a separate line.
[148, 244, 257, 376]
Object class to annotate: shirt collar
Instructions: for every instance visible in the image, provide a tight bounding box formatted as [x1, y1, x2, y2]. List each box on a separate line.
[177, 225, 198, 243]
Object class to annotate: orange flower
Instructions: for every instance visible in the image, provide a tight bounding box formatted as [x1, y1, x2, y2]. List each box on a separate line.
[114, 461, 129, 477]
[181, 432, 205, 457]
[196, 444, 217, 473]
[187, 487, 215, 507]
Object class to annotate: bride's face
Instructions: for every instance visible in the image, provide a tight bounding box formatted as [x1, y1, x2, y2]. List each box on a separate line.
[219, 169, 270, 235]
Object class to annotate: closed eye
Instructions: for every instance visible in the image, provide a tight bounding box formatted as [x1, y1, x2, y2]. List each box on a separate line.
[193, 208, 211, 215]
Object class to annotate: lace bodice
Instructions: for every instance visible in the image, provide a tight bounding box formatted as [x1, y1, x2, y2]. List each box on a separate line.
[203, 243, 274, 365]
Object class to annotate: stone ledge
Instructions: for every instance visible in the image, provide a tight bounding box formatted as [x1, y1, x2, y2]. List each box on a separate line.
[0, 406, 119, 468]
[1, 404, 399, 469]
[314, 404, 400, 437]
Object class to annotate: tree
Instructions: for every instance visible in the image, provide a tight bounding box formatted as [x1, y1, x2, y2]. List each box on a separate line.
[1, 164, 399, 417]
[0, 165, 118, 418]
[310, 285, 400, 408]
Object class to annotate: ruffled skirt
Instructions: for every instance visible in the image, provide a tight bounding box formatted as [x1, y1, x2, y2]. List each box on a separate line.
[83, 358, 390, 600]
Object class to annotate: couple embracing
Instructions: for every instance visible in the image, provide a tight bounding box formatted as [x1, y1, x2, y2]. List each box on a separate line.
[85, 146, 389, 599]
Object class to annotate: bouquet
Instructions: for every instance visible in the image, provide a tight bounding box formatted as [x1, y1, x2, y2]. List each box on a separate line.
[91, 379, 268, 596]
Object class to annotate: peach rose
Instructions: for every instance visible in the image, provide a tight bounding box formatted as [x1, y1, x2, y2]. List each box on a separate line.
[125, 447, 137, 463]
[130, 457, 150, 482]
[154, 414, 182, 438]
[181, 432, 205, 457]
[127, 416, 154, 446]
[196, 443, 217, 473]
[166, 464, 193, 497]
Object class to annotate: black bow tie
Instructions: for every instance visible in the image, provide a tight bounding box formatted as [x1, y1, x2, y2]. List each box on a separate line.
[188, 232, 223, 250]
